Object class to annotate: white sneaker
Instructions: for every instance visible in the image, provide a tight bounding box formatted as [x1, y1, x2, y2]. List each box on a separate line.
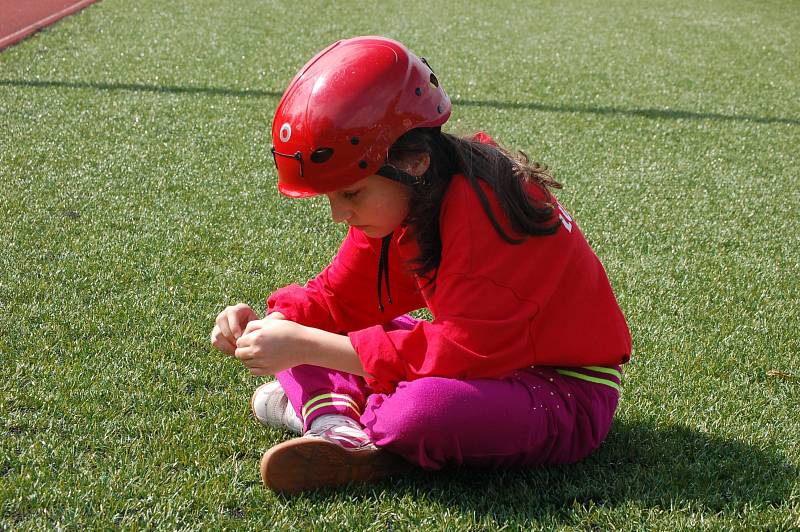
[250, 381, 303, 434]
[306, 414, 375, 449]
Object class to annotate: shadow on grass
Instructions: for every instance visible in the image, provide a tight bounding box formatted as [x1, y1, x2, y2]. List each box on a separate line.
[454, 98, 800, 126]
[304, 419, 797, 522]
[0, 78, 280, 99]
[1, 78, 798, 126]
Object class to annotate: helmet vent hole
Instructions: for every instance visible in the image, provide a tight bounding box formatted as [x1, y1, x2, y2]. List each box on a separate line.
[429, 73, 439, 88]
[350, 137, 360, 145]
[358, 160, 368, 169]
[415, 87, 422, 96]
[310, 147, 334, 163]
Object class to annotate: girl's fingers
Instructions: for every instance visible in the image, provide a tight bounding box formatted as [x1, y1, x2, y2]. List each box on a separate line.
[241, 306, 259, 323]
[227, 311, 244, 339]
[231, 303, 257, 337]
[246, 360, 274, 375]
[235, 331, 253, 348]
[216, 337, 236, 355]
[243, 320, 264, 335]
[215, 312, 234, 343]
[234, 345, 254, 362]
[210, 326, 236, 355]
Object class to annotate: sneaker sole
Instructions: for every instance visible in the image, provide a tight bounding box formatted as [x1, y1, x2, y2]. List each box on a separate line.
[260, 438, 410, 494]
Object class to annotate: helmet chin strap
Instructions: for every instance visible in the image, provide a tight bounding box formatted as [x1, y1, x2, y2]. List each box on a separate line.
[376, 165, 426, 187]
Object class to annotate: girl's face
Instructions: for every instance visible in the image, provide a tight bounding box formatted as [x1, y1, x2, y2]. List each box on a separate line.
[326, 174, 412, 239]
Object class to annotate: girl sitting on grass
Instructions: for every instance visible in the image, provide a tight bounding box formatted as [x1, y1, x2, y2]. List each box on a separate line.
[210, 36, 631, 494]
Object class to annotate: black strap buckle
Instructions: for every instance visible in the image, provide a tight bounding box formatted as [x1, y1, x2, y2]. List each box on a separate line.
[271, 147, 304, 177]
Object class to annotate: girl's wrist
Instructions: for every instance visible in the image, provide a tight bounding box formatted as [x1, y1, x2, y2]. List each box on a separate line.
[296, 324, 365, 376]
[295, 323, 319, 366]
[298, 324, 340, 367]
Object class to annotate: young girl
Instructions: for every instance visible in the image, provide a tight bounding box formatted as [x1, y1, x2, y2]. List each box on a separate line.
[210, 36, 631, 494]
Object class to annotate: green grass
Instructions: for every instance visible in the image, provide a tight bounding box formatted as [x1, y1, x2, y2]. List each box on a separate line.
[1, 0, 799, 528]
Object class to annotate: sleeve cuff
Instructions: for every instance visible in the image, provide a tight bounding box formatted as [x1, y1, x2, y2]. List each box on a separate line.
[348, 326, 406, 394]
[267, 284, 329, 328]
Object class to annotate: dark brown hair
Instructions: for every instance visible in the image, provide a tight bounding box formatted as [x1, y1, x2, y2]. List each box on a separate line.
[386, 128, 562, 285]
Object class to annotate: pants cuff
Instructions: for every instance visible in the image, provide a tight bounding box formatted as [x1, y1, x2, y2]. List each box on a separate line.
[301, 392, 362, 432]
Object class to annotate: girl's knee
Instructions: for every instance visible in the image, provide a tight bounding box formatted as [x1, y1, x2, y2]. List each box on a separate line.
[364, 377, 470, 442]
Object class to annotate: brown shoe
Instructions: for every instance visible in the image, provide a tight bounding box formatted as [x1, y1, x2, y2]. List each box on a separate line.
[260, 436, 410, 494]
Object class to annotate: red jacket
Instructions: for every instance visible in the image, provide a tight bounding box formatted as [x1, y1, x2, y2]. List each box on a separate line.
[268, 175, 632, 394]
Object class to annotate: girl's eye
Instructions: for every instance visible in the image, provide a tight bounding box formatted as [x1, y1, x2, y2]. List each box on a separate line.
[342, 190, 360, 200]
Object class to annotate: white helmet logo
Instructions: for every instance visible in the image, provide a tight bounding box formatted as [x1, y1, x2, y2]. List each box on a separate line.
[279, 123, 292, 142]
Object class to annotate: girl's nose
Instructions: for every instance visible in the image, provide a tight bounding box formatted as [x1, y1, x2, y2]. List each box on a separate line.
[328, 196, 352, 223]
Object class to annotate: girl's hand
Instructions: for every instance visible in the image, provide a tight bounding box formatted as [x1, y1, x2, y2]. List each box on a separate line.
[210, 303, 260, 355]
[234, 319, 307, 375]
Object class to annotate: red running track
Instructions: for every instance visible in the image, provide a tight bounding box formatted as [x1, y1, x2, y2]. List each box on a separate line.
[0, 0, 100, 51]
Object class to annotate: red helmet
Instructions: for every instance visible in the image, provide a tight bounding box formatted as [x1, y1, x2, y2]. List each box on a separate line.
[270, 36, 451, 198]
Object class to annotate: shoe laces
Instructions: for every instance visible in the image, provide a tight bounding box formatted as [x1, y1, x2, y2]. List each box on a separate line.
[306, 414, 374, 450]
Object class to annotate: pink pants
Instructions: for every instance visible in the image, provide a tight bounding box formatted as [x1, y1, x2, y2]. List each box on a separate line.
[276, 316, 620, 470]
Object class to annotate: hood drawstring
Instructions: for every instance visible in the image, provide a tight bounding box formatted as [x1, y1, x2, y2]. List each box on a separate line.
[377, 233, 393, 312]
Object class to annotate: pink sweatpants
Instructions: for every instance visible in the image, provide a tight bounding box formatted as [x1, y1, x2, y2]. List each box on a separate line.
[276, 316, 620, 470]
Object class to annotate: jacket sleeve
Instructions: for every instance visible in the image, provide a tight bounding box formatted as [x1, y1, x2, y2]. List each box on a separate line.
[348, 271, 536, 393]
[267, 227, 424, 333]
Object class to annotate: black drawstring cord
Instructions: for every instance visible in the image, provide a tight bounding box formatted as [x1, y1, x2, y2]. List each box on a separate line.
[384, 237, 393, 305]
[377, 233, 393, 312]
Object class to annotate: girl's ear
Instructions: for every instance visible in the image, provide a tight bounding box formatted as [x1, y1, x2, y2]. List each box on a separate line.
[401, 152, 431, 177]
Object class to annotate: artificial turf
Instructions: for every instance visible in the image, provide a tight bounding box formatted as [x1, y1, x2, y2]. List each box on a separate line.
[1, 0, 798, 529]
